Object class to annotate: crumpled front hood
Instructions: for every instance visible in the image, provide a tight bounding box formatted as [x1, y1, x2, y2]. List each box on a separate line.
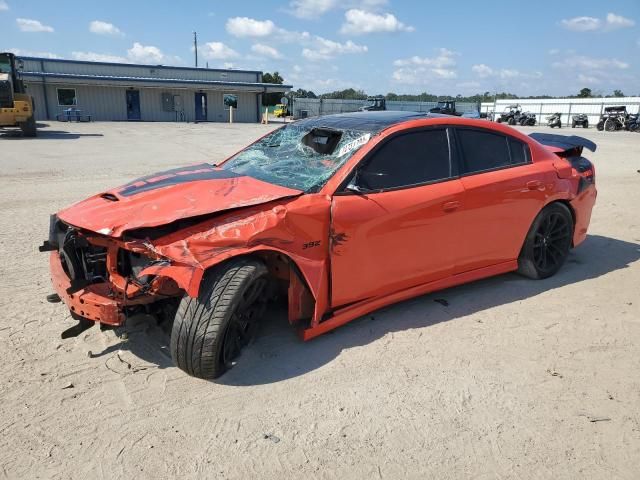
[57, 163, 302, 237]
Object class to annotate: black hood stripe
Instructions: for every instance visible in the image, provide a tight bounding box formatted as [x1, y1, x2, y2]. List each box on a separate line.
[118, 164, 241, 197]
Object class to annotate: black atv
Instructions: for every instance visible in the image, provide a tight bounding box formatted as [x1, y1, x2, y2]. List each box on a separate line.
[496, 104, 521, 125]
[628, 113, 640, 132]
[572, 113, 588, 129]
[517, 112, 536, 126]
[547, 112, 562, 128]
[597, 106, 627, 131]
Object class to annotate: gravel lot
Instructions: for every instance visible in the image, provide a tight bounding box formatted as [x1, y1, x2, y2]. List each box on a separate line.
[1, 121, 639, 479]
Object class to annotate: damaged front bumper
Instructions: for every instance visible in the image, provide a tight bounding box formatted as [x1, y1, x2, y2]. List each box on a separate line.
[49, 250, 125, 325]
[41, 216, 184, 329]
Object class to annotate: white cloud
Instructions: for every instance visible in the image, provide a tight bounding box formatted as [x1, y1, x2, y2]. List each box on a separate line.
[0, 1, 8, 11]
[223, 62, 235, 69]
[392, 48, 458, 84]
[471, 63, 542, 81]
[548, 48, 560, 55]
[72, 51, 127, 63]
[605, 13, 635, 29]
[290, 0, 337, 19]
[201, 42, 238, 60]
[16, 18, 54, 32]
[552, 55, 629, 70]
[471, 63, 493, 78]
[127, 42, 170, 65]
[89, 20, 124, 36]
[577, 73, 601, 85]
[6, 47, 58, 58]
[561, 12, 635, 32]
[340, 9, 414, 34]
[561, 16, 601, 31]
[226, 17, 275, 37]
[302, 36, 367, 60]
[251, 43, 283, 59]
[288, 0, 388, 18]
[225, 16, 309, 43]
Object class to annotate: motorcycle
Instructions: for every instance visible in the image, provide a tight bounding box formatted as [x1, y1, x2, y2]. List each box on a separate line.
[572, 113, 589, 129]
[547, 113, 562, 128]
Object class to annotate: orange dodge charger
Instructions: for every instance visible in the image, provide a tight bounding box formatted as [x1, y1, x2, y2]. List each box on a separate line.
[41, 111, 597, 379]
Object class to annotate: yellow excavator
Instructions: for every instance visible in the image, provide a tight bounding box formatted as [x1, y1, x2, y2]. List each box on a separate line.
[0, 52, 36, 137]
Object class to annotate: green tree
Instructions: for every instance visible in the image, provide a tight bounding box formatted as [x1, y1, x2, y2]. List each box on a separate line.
[262, 71, 285, 106]
[577, 88, 592, 98]
[613, 89, 624, 97]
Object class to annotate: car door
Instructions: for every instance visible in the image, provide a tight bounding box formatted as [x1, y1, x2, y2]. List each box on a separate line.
[453, 127, 549, 273]
[330, 127, 464, 308]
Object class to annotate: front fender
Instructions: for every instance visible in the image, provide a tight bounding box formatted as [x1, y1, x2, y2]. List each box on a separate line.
[138, 194, 332, 324]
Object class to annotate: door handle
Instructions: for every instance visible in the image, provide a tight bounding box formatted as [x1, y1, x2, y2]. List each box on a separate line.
[442, 201, 461, 212]
[526, 180, 543, 190]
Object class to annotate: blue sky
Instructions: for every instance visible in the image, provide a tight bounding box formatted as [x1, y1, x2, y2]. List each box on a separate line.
[2, 0, 639, 96]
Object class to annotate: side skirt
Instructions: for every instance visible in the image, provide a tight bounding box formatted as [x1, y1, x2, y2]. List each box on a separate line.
[299, 260, 518, 341]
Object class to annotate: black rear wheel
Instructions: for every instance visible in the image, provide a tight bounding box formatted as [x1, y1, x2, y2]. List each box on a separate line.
[518, 203, 573, 279]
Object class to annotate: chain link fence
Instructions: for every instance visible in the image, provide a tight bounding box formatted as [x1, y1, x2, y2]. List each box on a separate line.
[481, 99, 640, 127]
[291, 98, 479, 119]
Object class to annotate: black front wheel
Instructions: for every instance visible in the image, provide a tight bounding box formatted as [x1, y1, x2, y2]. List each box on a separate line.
[170, 258, 269, 379]
[518, 203, 574, 279]
[20, 116, 37, 137]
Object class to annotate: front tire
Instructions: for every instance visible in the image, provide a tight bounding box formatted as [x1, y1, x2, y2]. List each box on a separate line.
[170, 258, 269, 379]
[20, 116, 37, 137]
[517, 203, 574, 279]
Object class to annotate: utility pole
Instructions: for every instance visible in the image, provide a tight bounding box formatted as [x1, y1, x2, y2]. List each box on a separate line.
[193, 31, 198, 68]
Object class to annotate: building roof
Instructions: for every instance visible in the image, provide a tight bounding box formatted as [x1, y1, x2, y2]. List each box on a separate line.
[17, 56, 262, 75]
[20, 71, 292, 91]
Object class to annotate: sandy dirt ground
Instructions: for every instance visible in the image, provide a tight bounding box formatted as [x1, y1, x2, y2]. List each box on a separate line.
[0, 121, 638, 479]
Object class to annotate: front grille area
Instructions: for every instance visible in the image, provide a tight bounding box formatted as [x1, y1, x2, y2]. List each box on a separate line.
[60, 230, 108, 291]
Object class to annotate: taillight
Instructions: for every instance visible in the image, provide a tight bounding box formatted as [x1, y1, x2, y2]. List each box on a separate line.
[570, 157, 595, 192]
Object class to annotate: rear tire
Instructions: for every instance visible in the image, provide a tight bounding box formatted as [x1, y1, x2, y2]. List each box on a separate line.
[20, 116, 37, 137]
[517, 203, 574, 280]
[604, 119, 617, 132]
[170, 258, 269, 379]
[508, 117, 516, 126]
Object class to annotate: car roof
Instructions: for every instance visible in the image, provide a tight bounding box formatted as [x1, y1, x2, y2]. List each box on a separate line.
[294, 111, 444, 134]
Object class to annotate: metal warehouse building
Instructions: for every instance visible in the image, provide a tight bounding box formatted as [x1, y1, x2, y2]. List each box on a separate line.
[17, 57, 291, 123]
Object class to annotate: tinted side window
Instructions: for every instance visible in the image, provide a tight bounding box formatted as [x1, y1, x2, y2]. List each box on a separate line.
[359, 129, 451, 190]
[457, 129, 511, 174]
[508, 138, 530, 165]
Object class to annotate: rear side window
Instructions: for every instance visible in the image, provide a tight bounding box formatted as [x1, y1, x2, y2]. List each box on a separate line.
[457, 129, 511, 174]
[358, 129, 451, 190]
[508, 138, 531, 165]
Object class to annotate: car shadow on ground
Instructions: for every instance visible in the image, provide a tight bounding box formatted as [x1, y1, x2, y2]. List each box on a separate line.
[97, 234, 640, 384]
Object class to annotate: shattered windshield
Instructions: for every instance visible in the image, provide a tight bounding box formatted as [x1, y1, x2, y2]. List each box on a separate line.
[221, 124, 372, 192]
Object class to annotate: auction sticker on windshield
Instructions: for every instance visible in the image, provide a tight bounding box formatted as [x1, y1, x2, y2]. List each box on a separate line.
[337, 133, 371, 157]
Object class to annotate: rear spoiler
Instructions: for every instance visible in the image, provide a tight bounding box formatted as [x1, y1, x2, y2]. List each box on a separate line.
[529, 133, 596, 154]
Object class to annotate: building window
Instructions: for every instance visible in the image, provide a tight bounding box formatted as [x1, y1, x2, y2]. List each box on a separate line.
[57, 88, 77, 106]
[223, 93, 238, 109]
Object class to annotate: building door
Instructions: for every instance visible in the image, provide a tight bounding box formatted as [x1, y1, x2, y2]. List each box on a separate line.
[195, 92, 208, 122]
[126, 90, 141, 120]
